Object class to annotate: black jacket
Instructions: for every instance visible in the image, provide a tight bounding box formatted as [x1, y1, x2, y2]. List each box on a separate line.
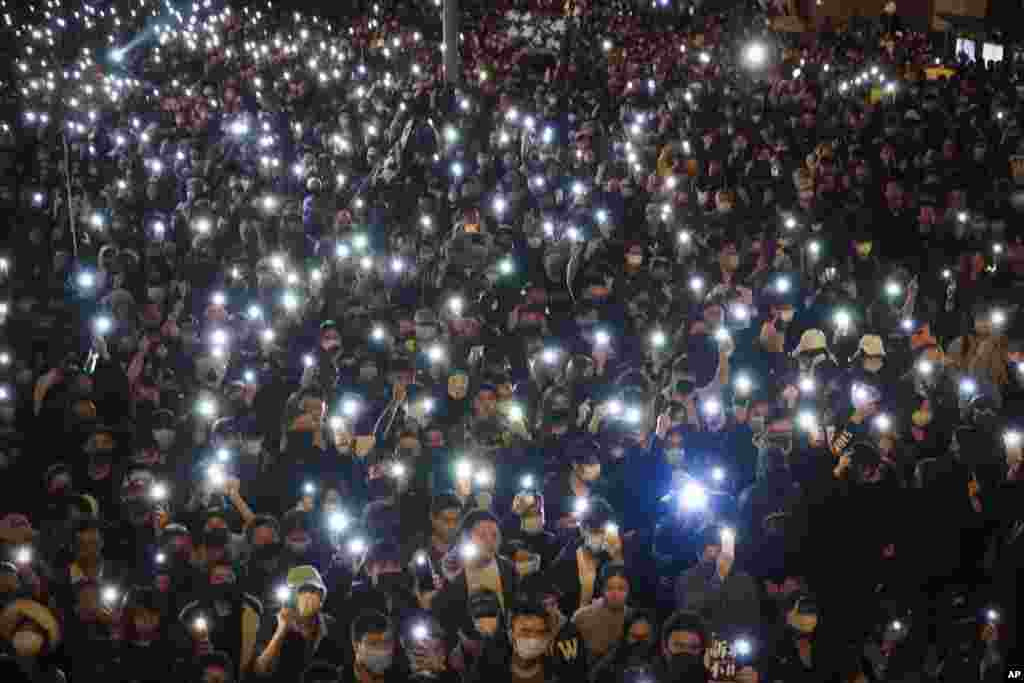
[432, 556, 519, 649]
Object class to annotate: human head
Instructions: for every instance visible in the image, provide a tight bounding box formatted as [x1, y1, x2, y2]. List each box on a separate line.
[660, 610, 707, 660]
[430, 493, 462, 544]
[459, 510, 501, 563]
[600, 565, 630, 610]
[508, 597, 550, 661]
[351, 610, 395, 675]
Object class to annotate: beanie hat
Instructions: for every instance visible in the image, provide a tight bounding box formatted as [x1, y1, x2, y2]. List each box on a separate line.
[286, 565, 327, 598]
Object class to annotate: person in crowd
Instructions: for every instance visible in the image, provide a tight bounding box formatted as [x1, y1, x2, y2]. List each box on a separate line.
[0, 0, 1021, 679]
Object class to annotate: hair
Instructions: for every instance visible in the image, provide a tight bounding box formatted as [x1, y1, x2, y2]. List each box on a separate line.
[350, 610, 392, 645]
[457, 509, 500, 541]
[508, 596, 549, 627]
[660, 610, 708, 650]
[246, 514, 280, 544]
[599, 563, 630, 594]
[579, 496, 615, 532]
[431, 492, 463, 517]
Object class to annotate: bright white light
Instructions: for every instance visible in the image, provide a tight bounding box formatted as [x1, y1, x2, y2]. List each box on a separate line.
[874, 414, 891, 432]
[712, 467, 725, 482]
[328, 512, 349, 533]
[744, 42, 766, 67]
[651, 330, 667, 348]
[680, 481, 708, 510]
[594, 330, 611, 347]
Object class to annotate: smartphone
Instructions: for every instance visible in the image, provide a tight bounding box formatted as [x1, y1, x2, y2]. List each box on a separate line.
[412, 551, 435, 591]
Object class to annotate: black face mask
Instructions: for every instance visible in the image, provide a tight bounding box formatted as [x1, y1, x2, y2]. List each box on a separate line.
[374, 571, 409, 594]
[250, 542, 281, 566]
[667, 653, 707, 682]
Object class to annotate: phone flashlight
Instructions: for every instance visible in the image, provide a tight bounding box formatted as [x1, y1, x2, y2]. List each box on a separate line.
[207, 464, 225, 487]
[874, 414, 892, 432]
[15, 547, 31, 565]
[348, 537, 366, 555]
[507, 403, 524, 423]
[521, 475, 534, 490]
[594, 330, 611, 347]
[605, 522, 619, 536]
[276, 585, 291, 603]
[799, 376, 815, 394]
[412, 623, 429, 641]
[574, 497, 589, 516]
[391, 462, 406, 478]
[735, 374, 752, 395]
[711, 467, 725, 483]
[986, 609, 1000, 623]
[155, 552, 166, 564]
[94, 316, 112, 335]
[734, 638, 752, 658]
[650, 330, 667, 348]
[102, 586, 118, 605]
[328, 512, 349, 533]
[150, 482, 167, 501]
[460, 543, 478, 561]
[303, 482, 316, 495]
[194, 616, 208, 632]
[721, 527, 735, 544]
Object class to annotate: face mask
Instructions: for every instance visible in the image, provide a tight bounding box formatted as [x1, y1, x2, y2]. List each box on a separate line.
[667, 653, 705, 681]
[147, 287, 167, 304]
[153, 429, 176, 450]
[585, 532, 607, 555]
[360, 646, 394, 674]
[516, 555, 540, 577]
[522, 515, 544, 535]
[374, 572, 407, 594]
[286, 538, 311, 555]
[514, 637, 548, 660]
[12, 629, 44, 657]
[863, 358, 883, 373]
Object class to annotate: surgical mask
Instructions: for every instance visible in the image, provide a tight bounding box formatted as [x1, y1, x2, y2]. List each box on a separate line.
[585, 532, 607, 554]
[514, 637, 548, 660]
[286, 538, 311, 555]
[521, 515, 544, 535]
[147, 287, 168, 305]
[516, 554, 541, 577]
[12, 629, 44, 657]
[360, 646, 394, 674]
[863, 358, 883, 373]
[153, 429, 176, 450]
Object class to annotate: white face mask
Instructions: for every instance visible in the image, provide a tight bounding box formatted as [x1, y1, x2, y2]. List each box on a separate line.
[12, 629, 45, 657]
[863, 358, 884, 373]
[514, 637, 548, 660]
[153, 429, 176, 450]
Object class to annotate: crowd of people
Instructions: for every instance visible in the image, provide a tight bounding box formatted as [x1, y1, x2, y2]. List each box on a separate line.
[0, 0, 1022, 680]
